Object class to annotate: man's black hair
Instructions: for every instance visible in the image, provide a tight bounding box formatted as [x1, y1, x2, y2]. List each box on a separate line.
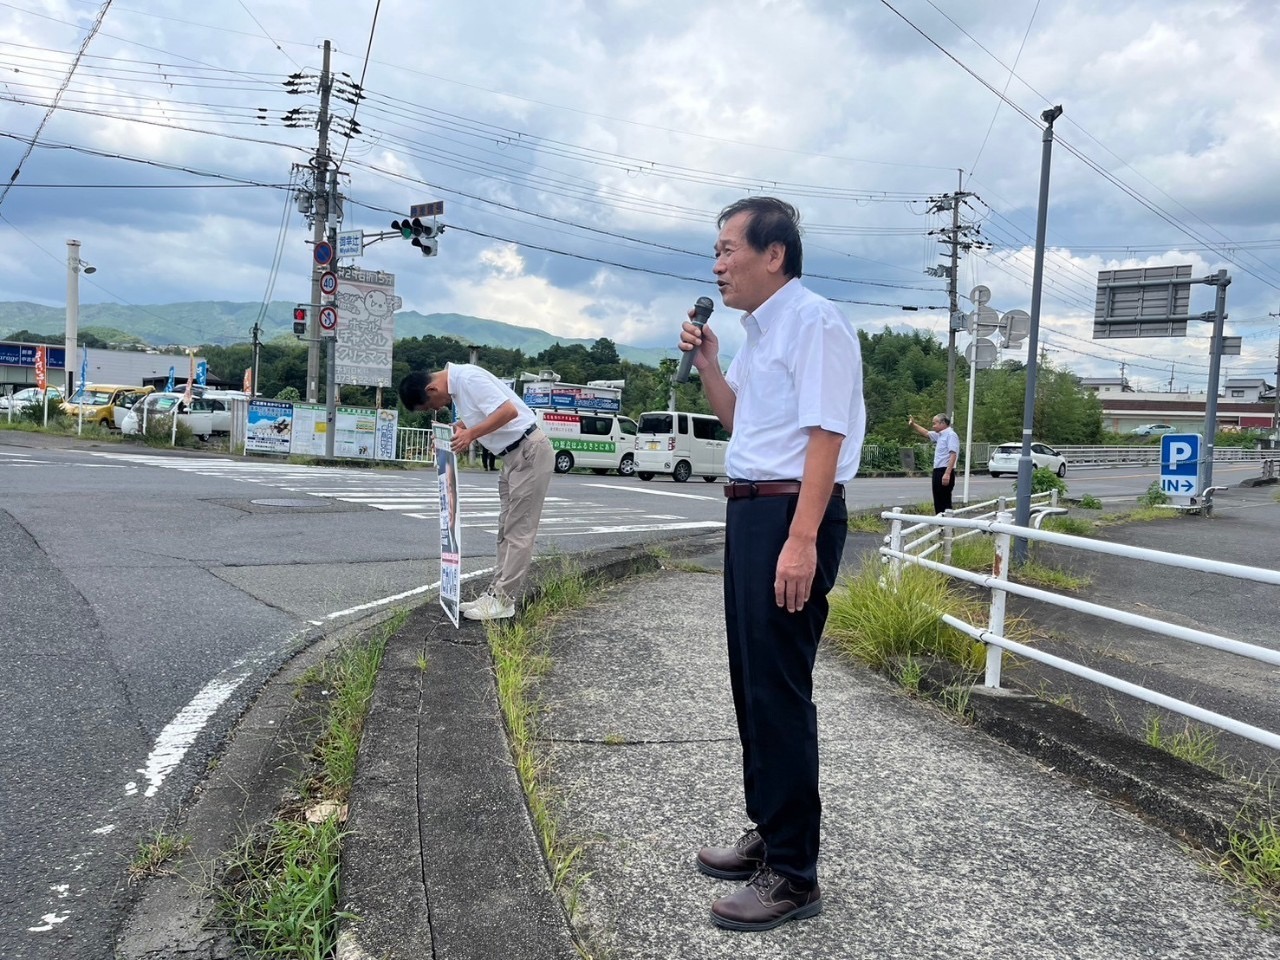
[717, 196, 803, 278]
[398, 369, 430, 410]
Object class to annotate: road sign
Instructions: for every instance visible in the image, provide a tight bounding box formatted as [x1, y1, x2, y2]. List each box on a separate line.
[410, 200, 444, 219]
[1160, 433, 1200, 498]
[337, 231, 363, 258]
[1094, 265, 1192, 339]
[318, 305, 338, 332]
[314, 241, 334, 266]
[964, 337, 997, 370]
[320, 270, 338, 296]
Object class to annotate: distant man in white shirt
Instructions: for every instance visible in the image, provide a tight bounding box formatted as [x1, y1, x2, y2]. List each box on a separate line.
[679, 196, 865, 932]
[908, 413, 960, 513]
[398, 363, 553, 621]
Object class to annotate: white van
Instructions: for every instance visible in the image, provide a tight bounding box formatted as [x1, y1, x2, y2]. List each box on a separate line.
[632, 410, 730, 483]
[535, 409, 639, 476]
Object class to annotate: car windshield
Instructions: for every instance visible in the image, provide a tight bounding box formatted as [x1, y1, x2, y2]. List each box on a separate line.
[78, 390, 114, 406]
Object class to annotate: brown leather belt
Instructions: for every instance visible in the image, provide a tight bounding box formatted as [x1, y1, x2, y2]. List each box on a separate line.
[723, 481, 845, 500]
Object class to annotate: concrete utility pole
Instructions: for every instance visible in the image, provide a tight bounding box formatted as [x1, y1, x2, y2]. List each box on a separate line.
[250, 321, 261, 399]
[306, 40, 334, 404]
[928, 172, 978, 420]
[1271, 308, 1280, 440]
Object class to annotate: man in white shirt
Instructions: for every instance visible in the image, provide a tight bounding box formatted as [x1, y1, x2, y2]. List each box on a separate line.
[398, 363, 553, 620]
[908, 413, 960, 513]
[679, 197, 865, 932]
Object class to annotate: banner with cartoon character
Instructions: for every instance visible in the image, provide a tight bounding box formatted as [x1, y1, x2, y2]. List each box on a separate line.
[334, 266, 402, 387]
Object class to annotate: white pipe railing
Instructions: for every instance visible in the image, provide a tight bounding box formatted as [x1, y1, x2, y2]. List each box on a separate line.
[880, 509, 1280, 751]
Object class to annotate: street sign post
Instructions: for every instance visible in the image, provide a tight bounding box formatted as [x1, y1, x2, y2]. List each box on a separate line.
[318, 305, 338, 333]
[314, 241, 334, 266]
[1160, 433, 1200, 500]
[320, 270, 338, 296]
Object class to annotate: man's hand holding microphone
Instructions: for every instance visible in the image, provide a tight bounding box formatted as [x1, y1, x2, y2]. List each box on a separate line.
[676, 296, 717, 382]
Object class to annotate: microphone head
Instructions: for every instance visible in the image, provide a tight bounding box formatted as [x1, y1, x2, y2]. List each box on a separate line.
[693, 296, 715, 321]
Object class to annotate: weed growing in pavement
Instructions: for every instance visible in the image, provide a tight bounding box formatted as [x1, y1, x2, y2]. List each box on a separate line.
[949, 534, 994, 572]
[1091, 505, 1172, 526]
[215, 610, 405, 957]
[127, 829, 191, 882]
[485, 560, 607, 954]
[218, 817, 350, 957]
[1016, 561, 1091, 591]
[1221, 816, 1280, 926]
[1143, 714, 1229, 776]
[1138, 480, 1171, 507]
[1078, 494, 1104, 510]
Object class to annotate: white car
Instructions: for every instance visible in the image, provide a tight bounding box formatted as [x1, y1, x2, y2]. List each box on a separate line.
[987, 441, 1067, 478]
[1, 386, 64, 414]
[121, 392, 216, 440]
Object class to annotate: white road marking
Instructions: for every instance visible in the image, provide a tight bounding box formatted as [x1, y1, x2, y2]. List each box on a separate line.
[580, 482, 720, 501]
[319, 567, 496, 621]
[137, 668, 251, 798]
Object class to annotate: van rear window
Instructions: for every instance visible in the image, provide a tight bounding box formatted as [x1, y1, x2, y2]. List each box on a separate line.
[638, 414, 672, 434]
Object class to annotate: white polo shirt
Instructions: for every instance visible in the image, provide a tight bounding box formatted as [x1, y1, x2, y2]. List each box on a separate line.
[723, 278, 866, 484]
[446, 363, 536, 453]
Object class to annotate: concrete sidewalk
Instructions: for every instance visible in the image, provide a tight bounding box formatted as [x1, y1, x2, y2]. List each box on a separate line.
[338, 532, 1275, 960]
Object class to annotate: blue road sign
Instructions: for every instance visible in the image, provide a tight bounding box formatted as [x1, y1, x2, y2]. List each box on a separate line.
[314, 241, 334, 266]
[1160, 433, 1200, 498]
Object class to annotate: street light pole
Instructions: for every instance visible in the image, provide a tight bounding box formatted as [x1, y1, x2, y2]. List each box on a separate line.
[1014, 105, 1063, 565]
[65, 239, 96, 399]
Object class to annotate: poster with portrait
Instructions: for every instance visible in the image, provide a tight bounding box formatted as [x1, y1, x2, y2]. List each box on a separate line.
[434, 423, 461, 626]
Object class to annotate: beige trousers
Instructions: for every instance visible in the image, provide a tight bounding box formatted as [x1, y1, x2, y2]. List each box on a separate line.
[491, 428, 554, 601]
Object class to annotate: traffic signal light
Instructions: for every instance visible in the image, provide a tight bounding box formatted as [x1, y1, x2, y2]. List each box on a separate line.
[390, 217, 440, 257]
[293, 305, 308, 337]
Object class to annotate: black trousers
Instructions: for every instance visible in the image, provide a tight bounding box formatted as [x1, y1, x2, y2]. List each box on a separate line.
[723, 492, 848, 888]
[931, 467, 955, 513]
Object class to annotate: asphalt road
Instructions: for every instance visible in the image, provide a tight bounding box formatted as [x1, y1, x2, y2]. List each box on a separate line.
[0, 432, 1269, 959]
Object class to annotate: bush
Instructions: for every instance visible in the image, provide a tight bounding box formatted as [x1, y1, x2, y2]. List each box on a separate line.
[1078, 494, 1103, 510]
[275, 386, 301, 401]
[1138, 480, 1170, 507]
[1014, 467, 1068, 497]
[140, 414, 195, 448]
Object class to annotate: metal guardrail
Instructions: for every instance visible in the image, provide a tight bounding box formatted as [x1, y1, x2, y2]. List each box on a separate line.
[396, 426, 435, 464]
[880, 509, 1280, 751]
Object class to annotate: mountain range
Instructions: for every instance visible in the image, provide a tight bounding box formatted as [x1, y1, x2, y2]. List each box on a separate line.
[0, 301, 675, 367]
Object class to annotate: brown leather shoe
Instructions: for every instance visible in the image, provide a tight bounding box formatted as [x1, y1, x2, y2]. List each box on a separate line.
[696, 828, 765, 880]
[710, 866, 822, 931]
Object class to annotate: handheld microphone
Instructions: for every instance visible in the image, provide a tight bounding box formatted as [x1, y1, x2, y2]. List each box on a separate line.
[674, 296, 716, 383]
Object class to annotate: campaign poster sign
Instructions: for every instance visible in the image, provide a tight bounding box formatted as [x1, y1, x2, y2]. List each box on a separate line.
[434, 423, 461, 626]
[245, 400, 293, 454]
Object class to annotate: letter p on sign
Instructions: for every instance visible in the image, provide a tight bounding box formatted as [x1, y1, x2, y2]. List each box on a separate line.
[1167, 440, 1194, 468]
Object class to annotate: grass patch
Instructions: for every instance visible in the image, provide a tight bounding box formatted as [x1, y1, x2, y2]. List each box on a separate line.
[485, 560, 593, 926]
[847, 510, 888, 534]
[218, 817, 349, 958]
[216, 609, 406, 957]
[1077, 494, 1104, 510]
[1093, 505, 1178, 526]
[1015, 561, 1091, 591]
[949, 534, 994, 572]
[826, 564, 986, 678]
[1221, 817, 1280, 925]
[1143, 715, 1229, 776]
[128, 829, 191, 882]
[1040, 515, 1096, 537]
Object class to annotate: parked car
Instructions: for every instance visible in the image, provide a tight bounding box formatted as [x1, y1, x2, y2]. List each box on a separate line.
[1127, 423, 1176, 437]
[987, 441, 1067, 478]
[1, 386, 64, 415]
[60, 384, 153, 427]
[120, 392, 215, 440]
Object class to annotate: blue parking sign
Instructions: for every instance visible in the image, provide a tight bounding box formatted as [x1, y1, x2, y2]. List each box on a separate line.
[1160, 433, 1200, 497]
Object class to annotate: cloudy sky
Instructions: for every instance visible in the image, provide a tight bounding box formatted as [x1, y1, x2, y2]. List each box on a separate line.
[2, 0, 1279, 392]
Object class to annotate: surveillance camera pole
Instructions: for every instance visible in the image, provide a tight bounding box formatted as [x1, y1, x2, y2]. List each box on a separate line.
[1014, 105, 1063, 565]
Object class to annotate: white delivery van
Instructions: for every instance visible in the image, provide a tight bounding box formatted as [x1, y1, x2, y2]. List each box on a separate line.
[632, 410, 730, 483]
[535, 409, 639, 476]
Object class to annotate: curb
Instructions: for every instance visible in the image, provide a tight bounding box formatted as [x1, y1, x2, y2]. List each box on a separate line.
[335, 532, 724, 960]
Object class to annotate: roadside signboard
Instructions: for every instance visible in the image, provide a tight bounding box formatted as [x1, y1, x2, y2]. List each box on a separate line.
[434, 422, 461, 626]
[410, 200, 444, 219]
[1160, 433, 1200, 499]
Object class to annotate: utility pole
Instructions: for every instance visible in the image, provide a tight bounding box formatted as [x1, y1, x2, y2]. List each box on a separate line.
[306, 40, 334, 404]
[250, 321, 262, 399]
[1270, 308, 1280, 440]
[927, 172, 980, 419]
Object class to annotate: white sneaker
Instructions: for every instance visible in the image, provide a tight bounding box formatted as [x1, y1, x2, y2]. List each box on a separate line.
[458, 592, 493, 613]
[463, 593, 515, 621]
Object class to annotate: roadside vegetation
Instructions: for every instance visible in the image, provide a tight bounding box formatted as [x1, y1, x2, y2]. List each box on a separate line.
[214, 610, 404, 959]
[128, 829, 192, 883]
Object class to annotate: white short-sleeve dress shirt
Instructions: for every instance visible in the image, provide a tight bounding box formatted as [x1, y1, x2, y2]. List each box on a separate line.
[446, 362, 536, 453]
[723, 278, 866, 484]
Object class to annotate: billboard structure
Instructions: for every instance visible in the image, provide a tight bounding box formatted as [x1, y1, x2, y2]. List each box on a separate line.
[334, 266, 402, 387]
